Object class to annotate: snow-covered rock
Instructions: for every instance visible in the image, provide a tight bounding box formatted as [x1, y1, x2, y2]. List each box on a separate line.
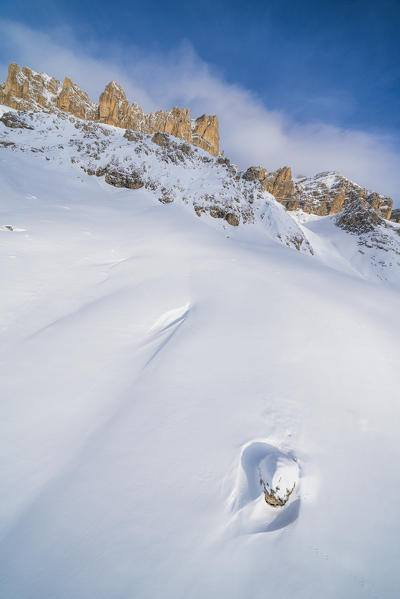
[293, 170, 393, 218]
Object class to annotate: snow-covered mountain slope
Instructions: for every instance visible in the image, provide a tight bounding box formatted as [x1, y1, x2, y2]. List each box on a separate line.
[0, 106, 312, 255]
[292, 202, 400, 285]
[1, 106, 400, 598]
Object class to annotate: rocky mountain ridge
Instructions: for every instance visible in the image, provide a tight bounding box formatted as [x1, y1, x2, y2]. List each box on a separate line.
[2, 104, 400, 283]
[0, 63, 219, 156]
[1, 62, 397, 224]
[1, 61, 399, 281]
[243, 165, 394, 220]
[0, 106, 313, 255]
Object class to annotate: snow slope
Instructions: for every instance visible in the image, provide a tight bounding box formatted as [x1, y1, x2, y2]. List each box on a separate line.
[1, 110, 400, 598]
[0, 106, 312, 255]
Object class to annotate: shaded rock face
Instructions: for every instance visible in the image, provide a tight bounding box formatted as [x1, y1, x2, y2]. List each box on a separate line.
[242, 166, 266, 182]
[104, 170, 144, 189]
[151, 132, 171, 147]
[334, 198, 400, 263]
[0, 111, 34, 129]
[0, 63, 219, 156]
[390, 208, 400, 223]
[335, 198, 385, 234]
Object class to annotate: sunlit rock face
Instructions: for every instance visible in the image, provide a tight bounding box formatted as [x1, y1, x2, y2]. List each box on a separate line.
[191, 114, 219, 156]
[0, 63, 62, 110]
[57, 77, 99, 121]
[0, 63, 219, 156]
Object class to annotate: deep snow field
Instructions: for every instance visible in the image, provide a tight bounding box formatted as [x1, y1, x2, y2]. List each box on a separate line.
[1, 141, 400, 598]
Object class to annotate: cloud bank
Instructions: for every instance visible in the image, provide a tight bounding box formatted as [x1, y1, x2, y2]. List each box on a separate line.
[1, 19, 399, 204]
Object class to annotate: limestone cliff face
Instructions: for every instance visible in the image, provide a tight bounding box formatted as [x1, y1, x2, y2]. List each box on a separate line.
[0, 63, 62, 110]
[0, 63, 219, 156]
[262, 167, 295, 201]
[243, 166, 298, 209]
[98, 80, 217, 153]
[57, 77, 99, 121]
[99, 81, 132, 128]
[147, 107, 192, 142]
[191, 114, 219, 156]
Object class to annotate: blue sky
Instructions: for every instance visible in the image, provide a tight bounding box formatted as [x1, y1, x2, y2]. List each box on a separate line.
[2, 0, 399, 136]
[0, 0, 399, 202]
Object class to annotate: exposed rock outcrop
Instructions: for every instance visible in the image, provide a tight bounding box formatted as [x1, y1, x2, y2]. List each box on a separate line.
[243, 165, 298, 209]
[242, 166, 266, 182]
[0, 111, 34, 129]
[191, 114, 219, 156]
[151, 132, 170, 147]
[146, 107, 192, 143]
[390, 208, 400, 223]
[334, 198, 400, 267]
[0, 63, 61, 110]
[104, 170, 144, 189]
[99, 81, 132, 128]
[243, 165, 294, 199]
[264, 484, 295, 507]
[0, 63, 219, 155]
[262, 166, 295, 201]
[335, 198, 384, 234]
[57, 77, 98, 121]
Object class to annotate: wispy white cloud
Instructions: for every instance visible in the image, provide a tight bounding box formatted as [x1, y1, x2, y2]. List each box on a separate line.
[1, 19, 399, 204]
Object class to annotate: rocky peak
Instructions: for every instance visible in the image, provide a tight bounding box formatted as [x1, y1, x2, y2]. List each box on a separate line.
[293, 171, 393, 219]
[57, 77, 99, 121]
[99, 80, 132, 128]
[242, 165, 393, 219]
[0, 62, 62, 110]
[0, 62, 219, 156]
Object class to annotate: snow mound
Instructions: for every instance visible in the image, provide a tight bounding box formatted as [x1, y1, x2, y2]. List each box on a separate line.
[228, 440, 300, 534]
